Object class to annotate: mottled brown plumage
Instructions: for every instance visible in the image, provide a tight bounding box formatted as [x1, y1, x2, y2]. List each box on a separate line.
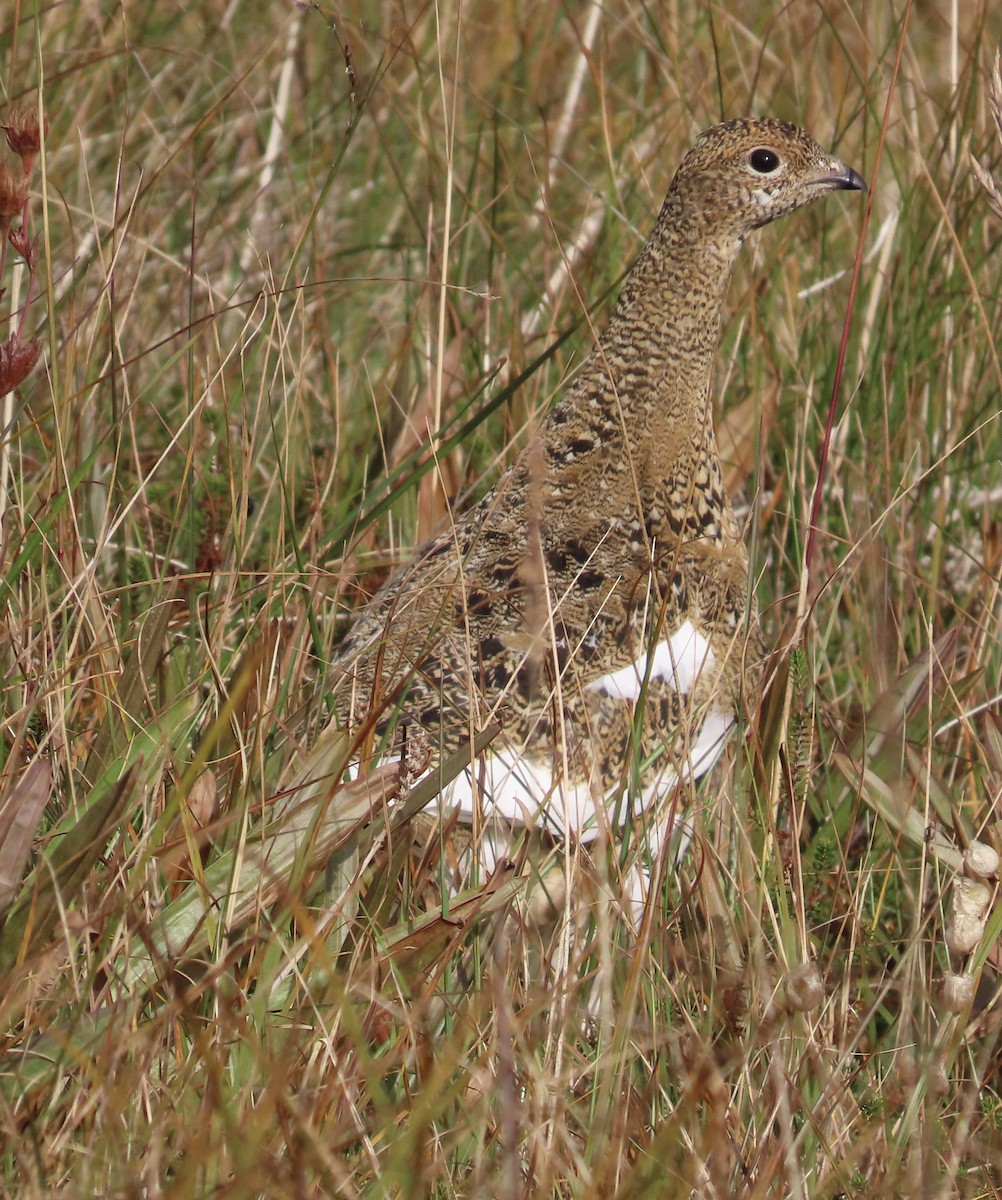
[333, 118, 864, 914]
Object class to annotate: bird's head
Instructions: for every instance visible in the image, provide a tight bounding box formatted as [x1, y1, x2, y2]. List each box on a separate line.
[669, 117, 866, 241]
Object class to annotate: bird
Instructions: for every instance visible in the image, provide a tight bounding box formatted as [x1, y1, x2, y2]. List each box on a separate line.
[331, 118, 866, 926]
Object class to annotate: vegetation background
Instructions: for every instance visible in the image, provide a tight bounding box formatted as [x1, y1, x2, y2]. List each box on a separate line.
[1, 0, 1002, 1196]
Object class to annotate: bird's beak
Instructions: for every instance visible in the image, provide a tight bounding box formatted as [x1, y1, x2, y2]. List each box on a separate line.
[821, 162, 868, 192]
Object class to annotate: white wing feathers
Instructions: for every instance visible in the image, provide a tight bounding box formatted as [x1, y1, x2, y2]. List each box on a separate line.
[586, 618, 715, 701]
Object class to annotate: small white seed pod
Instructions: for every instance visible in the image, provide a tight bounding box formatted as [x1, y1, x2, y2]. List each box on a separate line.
[946, 913, 984, 956]
[940, 972, 976, 1012]
[897, 1050, 918, 1088]
[963, 841, 999, 881]
[953, 876, 992, 922]
[946, 877, 992, 955]
[785, 962, 824, 1013]
[927, 1058, 950, 1098]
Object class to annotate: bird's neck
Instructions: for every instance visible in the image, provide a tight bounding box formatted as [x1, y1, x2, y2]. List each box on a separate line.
[544, 221, 742, 504]
[604, 229, 738, 437]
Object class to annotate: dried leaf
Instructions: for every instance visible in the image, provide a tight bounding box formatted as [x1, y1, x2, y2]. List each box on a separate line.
[0, 760, 52, 912]
[163, 769, 219, 896]
[185, 770, 218, 829]
[983, 711, 1002, 773]
[0, 335, 42, 394]
[376, 862, 524, 973]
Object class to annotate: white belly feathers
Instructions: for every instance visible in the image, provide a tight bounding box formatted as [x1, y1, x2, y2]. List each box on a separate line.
[432, 617, 724, 832]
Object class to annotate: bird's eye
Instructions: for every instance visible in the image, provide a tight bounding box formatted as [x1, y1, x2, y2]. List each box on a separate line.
[749, 148, 781, 174]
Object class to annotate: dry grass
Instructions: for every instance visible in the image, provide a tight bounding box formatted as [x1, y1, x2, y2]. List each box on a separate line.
[1, 2, 1002, 1196]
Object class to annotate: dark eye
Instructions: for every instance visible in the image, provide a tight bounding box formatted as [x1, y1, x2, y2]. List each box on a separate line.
[749, 148, 780, 174]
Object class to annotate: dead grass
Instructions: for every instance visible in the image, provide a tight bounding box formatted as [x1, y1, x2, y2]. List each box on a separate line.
[1, 1, 1001, 1196]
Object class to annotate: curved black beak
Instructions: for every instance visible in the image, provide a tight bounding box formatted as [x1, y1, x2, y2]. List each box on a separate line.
[828, 163, 868, 192]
